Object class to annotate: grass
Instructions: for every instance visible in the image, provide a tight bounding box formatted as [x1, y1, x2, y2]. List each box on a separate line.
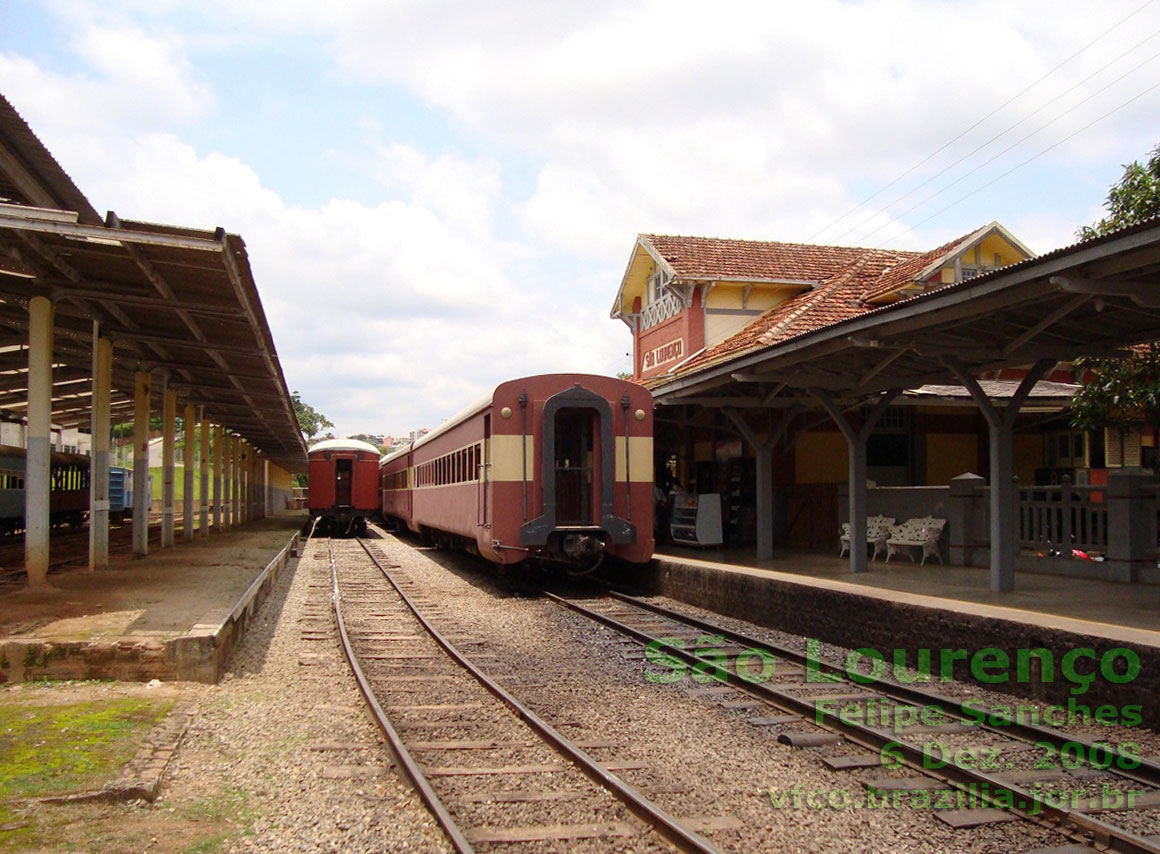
[0, 697, 173, 799]
[148, 466, 204, 502]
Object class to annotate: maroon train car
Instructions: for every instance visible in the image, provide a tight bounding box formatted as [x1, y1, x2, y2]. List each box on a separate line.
[307, 438, 380, 535]
[380, 373, 653, 571]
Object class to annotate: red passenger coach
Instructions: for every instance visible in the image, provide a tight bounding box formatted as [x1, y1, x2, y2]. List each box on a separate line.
[307, 438, 380, 535]
[380, 374, 654, 571]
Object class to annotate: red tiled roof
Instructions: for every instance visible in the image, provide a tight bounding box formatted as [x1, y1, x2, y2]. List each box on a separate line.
[637, 226, 1006, 385]
[860, 228, 979, 303]
[641, 234, 891, 283]
[669, 248, 909, 378]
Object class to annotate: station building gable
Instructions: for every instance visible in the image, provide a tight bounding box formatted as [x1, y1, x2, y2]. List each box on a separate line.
[610, 223, 1034, 382]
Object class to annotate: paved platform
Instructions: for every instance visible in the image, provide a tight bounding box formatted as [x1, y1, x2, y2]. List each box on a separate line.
[0, 513, 305, 683]
[658, 545, 1160, 637]
[647, 546, 1160, 728]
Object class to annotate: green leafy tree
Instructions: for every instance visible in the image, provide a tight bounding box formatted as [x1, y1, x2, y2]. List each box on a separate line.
[1070, 344, 1160, 441]
[1069, 141, 1160, 467]
[1079, 141, 1160, 240]
[291, 391, 334, 442]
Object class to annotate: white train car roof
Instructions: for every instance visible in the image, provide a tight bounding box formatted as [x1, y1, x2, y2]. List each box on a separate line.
[410, 390, 494, 453]
[307, 438, 381, 456]
[380, 445, 409, 466]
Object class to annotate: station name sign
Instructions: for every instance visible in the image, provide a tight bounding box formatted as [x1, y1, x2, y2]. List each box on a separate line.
[643, 337, 684, 372]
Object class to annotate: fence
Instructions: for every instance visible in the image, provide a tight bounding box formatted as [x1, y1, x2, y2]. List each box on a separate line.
[1018, 476, 1108, 555]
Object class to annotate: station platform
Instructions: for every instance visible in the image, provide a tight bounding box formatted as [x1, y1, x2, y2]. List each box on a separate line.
[0, 513, 305, 684]
[646, 545, 1160, 728]
[656, 545, 1160, 637]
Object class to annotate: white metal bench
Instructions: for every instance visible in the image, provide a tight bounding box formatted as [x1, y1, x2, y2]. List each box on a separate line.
[839, 515, 896, 559]
[883, 516, 947, 565]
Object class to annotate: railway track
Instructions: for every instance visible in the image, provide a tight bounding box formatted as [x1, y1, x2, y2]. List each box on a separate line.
[546, 588, 1160, 854]
[0, 516, 180, 584]
[326, 533, 735, 852]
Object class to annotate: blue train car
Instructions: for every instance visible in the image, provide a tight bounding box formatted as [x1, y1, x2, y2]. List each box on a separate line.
[0, 445, 89, 535]
[109, 465, 130, 521]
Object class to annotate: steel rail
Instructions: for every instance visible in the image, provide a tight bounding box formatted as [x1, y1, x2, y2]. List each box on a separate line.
[606, 589, 1160, 791]
[353, 535, 722, 854]
[327, 539, 476, 854]
[546, 591, 1160, 854]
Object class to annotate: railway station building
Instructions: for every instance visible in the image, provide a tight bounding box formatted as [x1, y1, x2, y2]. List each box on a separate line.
[612, 220, 1160, 593]
[0, 90, 307, 587]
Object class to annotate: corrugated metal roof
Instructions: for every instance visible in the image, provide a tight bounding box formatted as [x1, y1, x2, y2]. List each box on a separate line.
[0, 91, 307, 472]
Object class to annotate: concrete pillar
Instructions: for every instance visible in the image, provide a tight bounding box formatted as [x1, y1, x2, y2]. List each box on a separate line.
[89, 327, 113, 571]
[132, 371, 151, 556]
[183, 401, 195, 542]
[222, 433, 232, 530]
[263, 459, 270, 518]
[949, 358, 1053, 592]
[199, 409, 209, 536]
[232, 436, 241, 526]
[754, 445, 773, 562]
[213, 425, 223, 532]
[24, 296, 53, 587]
[847, 439, 869, 573]
[161, 380, 176, 548]
[1104, 468, 1156, 582]
[813, 390, 899, 574]
[989, 420, 1016, 590]
[947, 472, 986, 567]
[236, 443, 245, 524]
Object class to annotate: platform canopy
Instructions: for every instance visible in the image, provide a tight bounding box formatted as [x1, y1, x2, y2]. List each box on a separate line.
[0, 92, 307, 473]
[649, 216, 1160, 405]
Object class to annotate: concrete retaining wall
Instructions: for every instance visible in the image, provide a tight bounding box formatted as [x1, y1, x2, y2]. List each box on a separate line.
[640, 555, 1160, 730]
[0, 531, 300, 684]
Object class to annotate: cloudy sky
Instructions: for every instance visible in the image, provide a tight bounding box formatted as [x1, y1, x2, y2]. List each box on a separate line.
[3, 0, 1160, 438]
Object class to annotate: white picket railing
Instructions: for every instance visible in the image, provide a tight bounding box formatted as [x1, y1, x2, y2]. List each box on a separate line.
[640, 292, 682, 330]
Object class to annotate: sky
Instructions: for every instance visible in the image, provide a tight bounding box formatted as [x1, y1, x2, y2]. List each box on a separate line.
[2, 0, 1160, 439]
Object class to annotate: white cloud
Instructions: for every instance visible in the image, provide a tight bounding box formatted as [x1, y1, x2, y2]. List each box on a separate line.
[0, 25, 211, 134]
[6, 0, 1160, 433]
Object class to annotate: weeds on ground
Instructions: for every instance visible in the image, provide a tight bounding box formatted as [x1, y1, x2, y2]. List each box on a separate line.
[0, 697, 173, 798]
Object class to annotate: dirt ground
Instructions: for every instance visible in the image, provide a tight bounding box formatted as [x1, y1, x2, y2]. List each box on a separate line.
[0, 515, 305, 641]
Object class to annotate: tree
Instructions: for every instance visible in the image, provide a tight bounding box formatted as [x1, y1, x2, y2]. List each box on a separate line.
[1069, 343, 1160, 442]
[1079, 141, 1160, 240]
[1069, 141, 1160, 467]
[291, 391, 334, 442]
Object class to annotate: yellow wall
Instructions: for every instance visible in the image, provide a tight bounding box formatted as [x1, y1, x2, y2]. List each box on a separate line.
[1014, 434, 1042, 484]
[706, 312, 757, 344]
[269, 464, 295, 490]
[925, 434, 977, 485]
[795, 431, 847, 483]
[976, 232, 1027, 267]
[703, 283, 800, 348]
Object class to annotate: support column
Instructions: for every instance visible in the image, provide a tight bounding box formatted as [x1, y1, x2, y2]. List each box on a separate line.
[232, 436, 241, 526]
[263, 459, 270, 518]
[161, 380, 176, 548]
[949, 358, 1053, 592]
[89, 326, 113, 571]
[239, 442, 248, 524]
[199, 409, 209, 536]
[132, 371, 151, 556]
[213, 426, 223, 532]
[24, 296, 53, 587]
[813, 390, 900, 574]
[223, 433, 233, 531]
[183, 401, 195, 542]
[723, 407, 801, 563]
